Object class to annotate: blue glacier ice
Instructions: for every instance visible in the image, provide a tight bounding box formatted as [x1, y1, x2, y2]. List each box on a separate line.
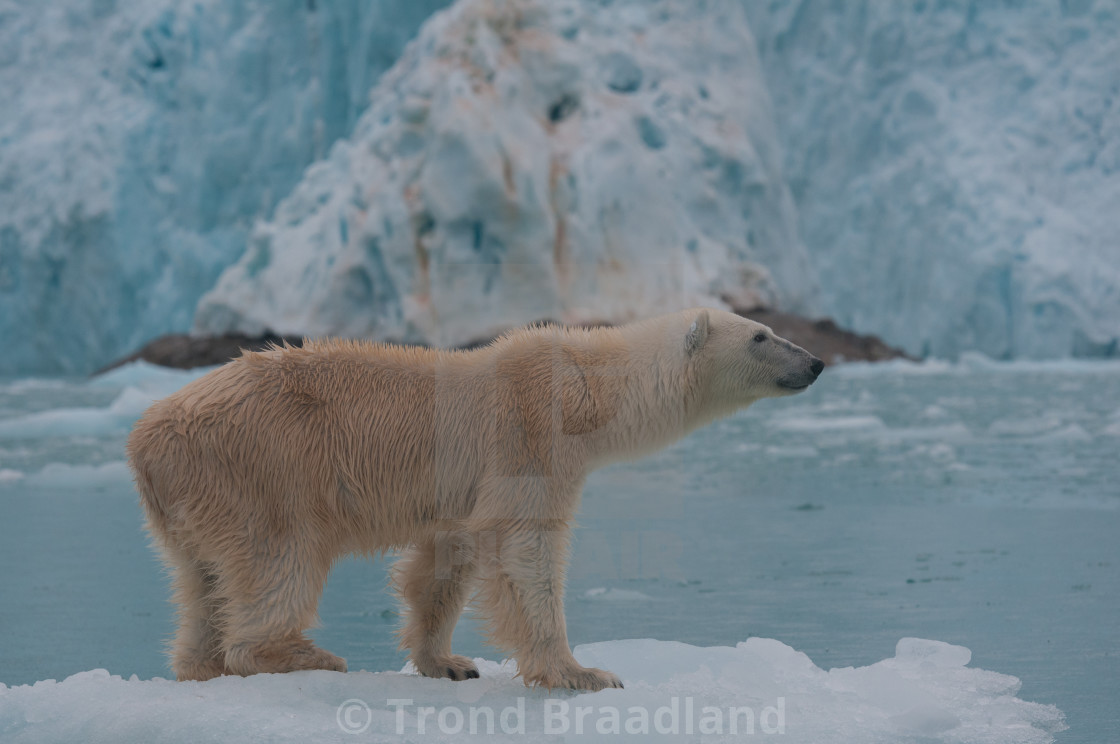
[193, 0, 816, 347]
[0, 0, 449, 375]
[745, 0, 1120, 360]
[3, 0, 1119, 374]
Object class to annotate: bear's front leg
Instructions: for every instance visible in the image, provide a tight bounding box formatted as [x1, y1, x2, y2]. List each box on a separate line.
[475, 522, 622, 692]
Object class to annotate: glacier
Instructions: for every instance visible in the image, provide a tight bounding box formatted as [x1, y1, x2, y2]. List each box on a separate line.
[4, 0, 1120, 374]
[745, 0, 1120, 360]
[193, 0, 816, 347]
[0, 0, 449, 375]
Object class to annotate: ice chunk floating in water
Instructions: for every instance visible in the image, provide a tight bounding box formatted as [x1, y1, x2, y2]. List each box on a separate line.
[0, 362, 212, 441]
[0, 638, 1063, 743]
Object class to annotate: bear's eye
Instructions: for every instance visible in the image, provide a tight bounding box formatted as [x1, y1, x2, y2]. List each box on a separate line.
[753, 333, 767, 343]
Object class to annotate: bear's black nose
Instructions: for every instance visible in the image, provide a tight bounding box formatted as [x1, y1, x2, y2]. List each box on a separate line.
[809, 357, 825, 378]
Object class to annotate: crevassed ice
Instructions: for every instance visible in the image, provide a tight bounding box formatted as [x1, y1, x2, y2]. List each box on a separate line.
[0, 0, 450, 375]
[193, 0, 816, 347]
[745, 1, 1120, 360]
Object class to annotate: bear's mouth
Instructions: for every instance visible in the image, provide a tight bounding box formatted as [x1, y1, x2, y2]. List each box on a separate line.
[776, 375, 815, 391]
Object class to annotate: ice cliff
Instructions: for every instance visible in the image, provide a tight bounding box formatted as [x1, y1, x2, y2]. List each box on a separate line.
[746, 0, 1120, 359]
[0, 0, 448, 374]
[4, 0, 1119, 373]
[193, 0, 815, 347]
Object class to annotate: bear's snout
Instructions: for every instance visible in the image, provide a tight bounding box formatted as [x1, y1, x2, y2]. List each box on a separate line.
[776, 354, 824, 392]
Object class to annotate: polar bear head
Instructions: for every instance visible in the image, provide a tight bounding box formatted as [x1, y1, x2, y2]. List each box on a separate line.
[684, 308, 824, 410]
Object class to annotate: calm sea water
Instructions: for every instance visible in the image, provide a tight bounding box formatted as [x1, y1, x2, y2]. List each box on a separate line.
[1, 358, 1117, 743]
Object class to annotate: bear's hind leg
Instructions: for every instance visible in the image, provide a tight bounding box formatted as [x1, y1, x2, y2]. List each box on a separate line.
[215, 536, 347, 676]
[165, 551, 230, 682]
[395, 534, 479, 681]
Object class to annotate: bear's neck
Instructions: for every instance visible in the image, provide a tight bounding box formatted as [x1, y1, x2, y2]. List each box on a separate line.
[573, 324, 710, 469]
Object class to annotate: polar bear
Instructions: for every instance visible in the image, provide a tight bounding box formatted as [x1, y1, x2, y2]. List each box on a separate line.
[127, 308, 823, 691]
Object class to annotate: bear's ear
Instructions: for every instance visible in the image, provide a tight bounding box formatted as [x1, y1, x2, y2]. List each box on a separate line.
[685, 310, 710, 356]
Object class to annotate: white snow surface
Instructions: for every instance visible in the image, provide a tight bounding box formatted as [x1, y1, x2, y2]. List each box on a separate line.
[193, 0, 815, 347]
[746, 0, 1120, 360]
[0, 637, 1064, 743]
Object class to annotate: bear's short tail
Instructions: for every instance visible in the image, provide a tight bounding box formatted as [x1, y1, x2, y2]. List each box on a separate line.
[126, 414, 173, 542]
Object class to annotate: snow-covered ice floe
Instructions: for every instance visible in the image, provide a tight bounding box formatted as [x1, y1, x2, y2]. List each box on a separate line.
[0, 637, 1063, 743]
